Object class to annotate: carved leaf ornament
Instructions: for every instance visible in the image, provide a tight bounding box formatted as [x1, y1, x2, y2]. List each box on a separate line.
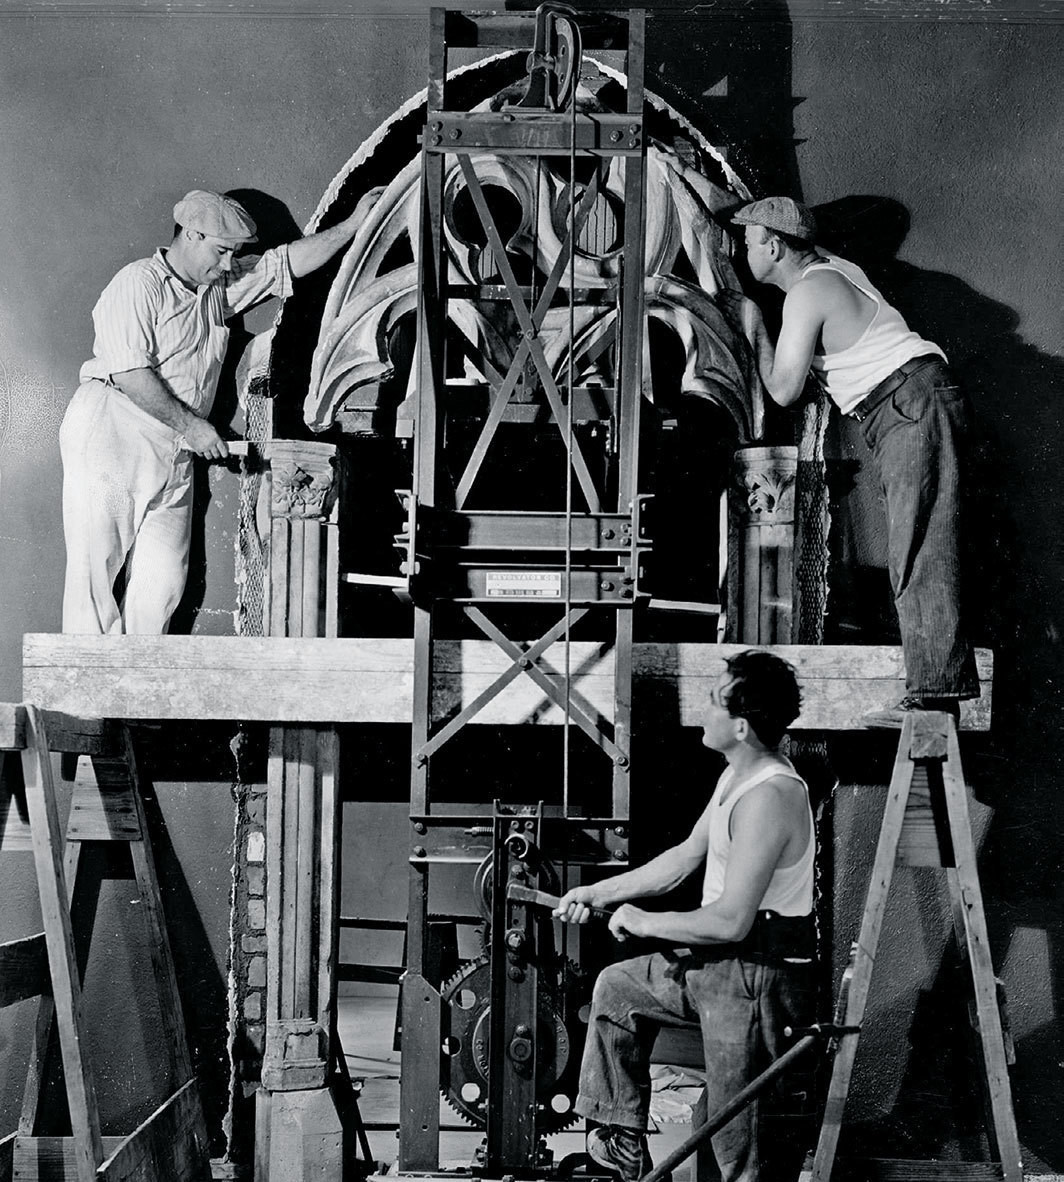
[297, 54, 767, 445]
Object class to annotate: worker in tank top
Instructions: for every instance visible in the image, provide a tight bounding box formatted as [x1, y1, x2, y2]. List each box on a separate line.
[555, 650, 815, 1182]
[700, 757, 814, 917]
[732, 196, 979, 726]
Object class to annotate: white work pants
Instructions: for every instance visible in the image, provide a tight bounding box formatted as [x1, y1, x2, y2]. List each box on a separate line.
[60, 380, 193, 634]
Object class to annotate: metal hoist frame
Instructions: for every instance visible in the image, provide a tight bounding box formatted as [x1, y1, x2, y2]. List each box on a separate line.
[399, 7, 649, 1175]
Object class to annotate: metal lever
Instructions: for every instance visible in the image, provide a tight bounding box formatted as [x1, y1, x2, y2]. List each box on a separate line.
[505, 881, 612, 919]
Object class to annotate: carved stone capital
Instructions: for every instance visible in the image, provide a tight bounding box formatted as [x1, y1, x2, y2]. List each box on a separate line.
[262, 1018, 329, 1091]
[733, 445, 797, 526]
[264, 440, 340, 521]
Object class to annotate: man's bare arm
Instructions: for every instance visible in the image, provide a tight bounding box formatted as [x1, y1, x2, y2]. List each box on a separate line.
[553, 819, 710, 924]
[111, 367, 228, 459]
[751, 279, 826, 408]
[287, 212, 359, 278]
[607, 777, 801, 944]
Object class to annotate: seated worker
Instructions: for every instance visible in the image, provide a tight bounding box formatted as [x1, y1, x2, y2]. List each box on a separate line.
[61, 188, 365, 635]
[554, 649, 815, 1182]
[732, 196, 978, 727]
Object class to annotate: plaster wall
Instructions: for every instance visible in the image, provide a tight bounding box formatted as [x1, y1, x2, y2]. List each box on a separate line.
[0, 4, 1061, 1172]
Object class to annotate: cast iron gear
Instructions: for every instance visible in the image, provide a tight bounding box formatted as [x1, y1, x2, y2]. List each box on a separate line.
[439, 955, 586, 1131]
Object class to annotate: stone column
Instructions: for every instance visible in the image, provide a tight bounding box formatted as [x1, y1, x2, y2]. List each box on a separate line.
[254, 440, 345, 1181]
[727, 445, 797, 644]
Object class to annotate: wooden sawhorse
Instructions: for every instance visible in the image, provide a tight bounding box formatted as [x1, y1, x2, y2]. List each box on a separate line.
[805, 711, 1021, 1182]
[0, 704, 210, 1182]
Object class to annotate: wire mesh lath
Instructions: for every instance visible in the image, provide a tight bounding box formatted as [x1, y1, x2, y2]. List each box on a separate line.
[235, 390, 271, 639]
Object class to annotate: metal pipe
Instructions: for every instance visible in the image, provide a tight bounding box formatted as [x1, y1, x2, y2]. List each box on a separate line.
[639, 1034, 821, 1182]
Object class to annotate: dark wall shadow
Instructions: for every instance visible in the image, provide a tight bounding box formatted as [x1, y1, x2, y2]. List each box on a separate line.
[132, 722, 241, 1156]
[813, 194, 1064, 1169]
[642, 5, 802, 198]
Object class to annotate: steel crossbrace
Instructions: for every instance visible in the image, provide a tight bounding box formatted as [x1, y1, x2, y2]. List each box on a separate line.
[455, 154, 604, 511]
[466, 606, 625, 762]
[412, 607, 589, 763]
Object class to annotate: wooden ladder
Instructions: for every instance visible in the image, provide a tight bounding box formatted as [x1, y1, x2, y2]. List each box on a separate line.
[0, 704, 211, 1182]
[804, 711, 1022, 1182]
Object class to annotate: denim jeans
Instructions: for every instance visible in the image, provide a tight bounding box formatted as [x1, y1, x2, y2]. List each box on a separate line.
[859, 358, 980, 699]
[574, 949, 815, 1182]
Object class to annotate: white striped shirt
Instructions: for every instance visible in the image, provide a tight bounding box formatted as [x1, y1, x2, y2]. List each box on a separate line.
[80, 245, 292, 416]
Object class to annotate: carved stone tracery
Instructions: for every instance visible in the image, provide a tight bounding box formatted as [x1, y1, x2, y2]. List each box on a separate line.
[297, 62, 767, 445]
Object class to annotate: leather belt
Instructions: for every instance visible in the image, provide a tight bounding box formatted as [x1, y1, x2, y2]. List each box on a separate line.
[681, 911, 816, 967]
[847, 353, 942, 422]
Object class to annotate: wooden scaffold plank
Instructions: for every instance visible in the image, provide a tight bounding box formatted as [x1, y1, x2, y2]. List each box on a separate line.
[23, 636, 993, 732]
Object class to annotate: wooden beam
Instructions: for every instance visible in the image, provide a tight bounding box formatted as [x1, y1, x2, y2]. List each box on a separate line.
[0, 705, 118, 756]
[23, 635, 992, 731]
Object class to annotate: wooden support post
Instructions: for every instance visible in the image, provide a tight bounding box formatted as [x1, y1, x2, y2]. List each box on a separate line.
[19, 707, 104, 1182]
[255, 440, 346, 1182]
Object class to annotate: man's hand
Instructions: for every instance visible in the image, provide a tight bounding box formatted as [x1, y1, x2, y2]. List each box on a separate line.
[181, 417, 229, 461]
[553, 884, 611, 925]
[608, 904, 652, 942]
[111, 367, 229, 459]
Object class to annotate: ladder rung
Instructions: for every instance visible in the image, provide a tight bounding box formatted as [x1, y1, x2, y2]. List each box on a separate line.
[66, 773, 142, 843]
[0, 933, 48, 1007]
[840, 1158, 1004, 1180]
[12, 1135, 126, 1181]
[97, 1079, 207, 1182]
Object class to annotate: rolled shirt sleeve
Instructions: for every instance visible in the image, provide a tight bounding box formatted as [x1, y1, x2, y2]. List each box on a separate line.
[223, 244, 293, 317]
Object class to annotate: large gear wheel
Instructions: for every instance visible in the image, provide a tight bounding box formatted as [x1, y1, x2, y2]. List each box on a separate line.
[440, 956, 586, 1131]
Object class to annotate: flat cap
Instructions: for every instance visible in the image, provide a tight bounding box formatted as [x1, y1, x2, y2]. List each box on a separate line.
[731, 196, 817, 242]
[173, 190, 257, 243]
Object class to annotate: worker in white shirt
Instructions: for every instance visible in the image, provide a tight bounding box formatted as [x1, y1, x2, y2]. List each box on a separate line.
[60, 189, 360, 634]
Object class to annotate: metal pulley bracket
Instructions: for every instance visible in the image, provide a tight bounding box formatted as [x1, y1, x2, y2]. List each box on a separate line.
[423, 111, 643, 156]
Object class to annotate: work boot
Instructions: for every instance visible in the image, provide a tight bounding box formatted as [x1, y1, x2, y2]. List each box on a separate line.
[861, 695, 961, 729]
[586, 1126, 653, 1182]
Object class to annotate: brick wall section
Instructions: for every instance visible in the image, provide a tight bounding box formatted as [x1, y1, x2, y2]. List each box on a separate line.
[224, 734, 269, 1167]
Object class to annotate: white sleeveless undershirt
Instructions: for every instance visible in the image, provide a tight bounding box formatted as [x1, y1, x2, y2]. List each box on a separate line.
[804, 252, 945, 414]
[700, 758, 815, 916]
